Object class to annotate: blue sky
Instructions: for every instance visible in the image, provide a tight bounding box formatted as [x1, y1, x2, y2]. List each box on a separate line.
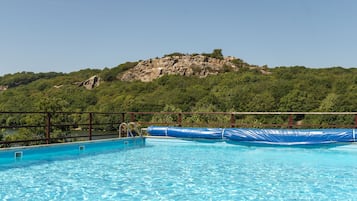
[1, 0, 357, 75]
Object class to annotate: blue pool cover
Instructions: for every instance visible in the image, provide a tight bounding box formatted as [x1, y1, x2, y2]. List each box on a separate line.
[147, 126, 356, 145]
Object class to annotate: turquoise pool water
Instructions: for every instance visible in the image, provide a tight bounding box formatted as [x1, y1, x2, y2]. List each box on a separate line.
[1, 138, 357, 200]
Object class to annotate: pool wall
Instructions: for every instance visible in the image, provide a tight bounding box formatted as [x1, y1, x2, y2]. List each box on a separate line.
[0, 137, 145, 169]
[147, 126, 356, 145]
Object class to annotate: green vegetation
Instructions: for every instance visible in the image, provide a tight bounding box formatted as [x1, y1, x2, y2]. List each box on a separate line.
[1, 54, 357, 136]
[100, 62, 138, 81]
[202, 49, 224, 60]
[0, 71, 63, 88]
[163, 52, 186, 57]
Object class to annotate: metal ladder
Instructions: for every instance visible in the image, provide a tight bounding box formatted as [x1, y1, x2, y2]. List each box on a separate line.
[118, 122, 142, 138]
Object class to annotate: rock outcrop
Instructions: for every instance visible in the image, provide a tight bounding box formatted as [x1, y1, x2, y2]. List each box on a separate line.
[120, 54, 270, 82]
[78, 75, 101, 90]
[0, 85, 8, 91]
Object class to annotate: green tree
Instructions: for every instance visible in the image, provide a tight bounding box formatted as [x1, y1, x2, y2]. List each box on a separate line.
[211, 49, 224, 60]
[318, 93, 339, 112]
[279, 90, 316, 112]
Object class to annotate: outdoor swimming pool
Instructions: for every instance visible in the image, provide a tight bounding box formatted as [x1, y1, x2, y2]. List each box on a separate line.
[1, 138, 357, 200]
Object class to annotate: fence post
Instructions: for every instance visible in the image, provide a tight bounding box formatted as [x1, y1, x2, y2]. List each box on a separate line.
[177, 113, 182, 127]
[89, 112, 93, 140]
[121, 113, 125, 123]
[230, 113, 235, 128]
[46, 112, 51, 144]
[130, 113, 135, 122]
[355, 114, 357, 128]
[288, 114, 294, 128]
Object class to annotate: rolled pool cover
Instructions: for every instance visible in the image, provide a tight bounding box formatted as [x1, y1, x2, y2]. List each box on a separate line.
[147, 126, 356, 145]
[147, 126, 224, 139]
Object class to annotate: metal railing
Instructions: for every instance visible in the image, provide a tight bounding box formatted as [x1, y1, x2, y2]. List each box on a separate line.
[1, 111, 357, 147]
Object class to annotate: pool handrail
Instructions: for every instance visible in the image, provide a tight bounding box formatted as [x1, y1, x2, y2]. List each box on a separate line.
[119, 122, 142, 138]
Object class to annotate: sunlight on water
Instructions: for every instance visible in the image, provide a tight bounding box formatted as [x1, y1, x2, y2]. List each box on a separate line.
[1, 138, 357, 200]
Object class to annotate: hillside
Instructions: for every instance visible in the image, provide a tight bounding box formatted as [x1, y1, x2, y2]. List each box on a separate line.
[0, 50, 357, 128]
[1, 49, 270, 91]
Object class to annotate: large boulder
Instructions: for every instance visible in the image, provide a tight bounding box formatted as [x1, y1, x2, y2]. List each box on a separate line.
[0, 85, 8, 91]
[78, 75, 101, 90]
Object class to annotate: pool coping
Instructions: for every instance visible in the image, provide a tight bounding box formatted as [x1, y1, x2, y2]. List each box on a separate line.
[0, 137, 143, 152]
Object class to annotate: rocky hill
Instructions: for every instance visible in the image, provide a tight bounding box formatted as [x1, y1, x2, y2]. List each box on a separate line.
[119, 50, 270, 82]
